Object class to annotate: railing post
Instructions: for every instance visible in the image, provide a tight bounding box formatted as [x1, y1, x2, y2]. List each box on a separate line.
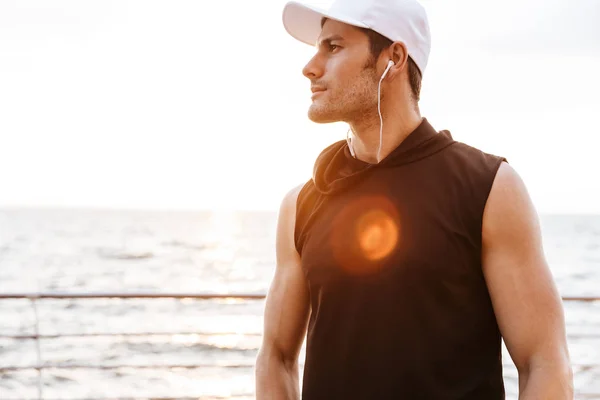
[28, 296, 43, 400]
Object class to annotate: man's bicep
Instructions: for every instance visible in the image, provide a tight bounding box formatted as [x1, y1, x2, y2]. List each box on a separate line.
[261, 185, 310, 363]
[482, 162, 569, 371]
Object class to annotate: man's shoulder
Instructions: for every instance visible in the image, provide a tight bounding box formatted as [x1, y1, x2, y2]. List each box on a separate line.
[281, 182, 307, 211]
[279, 180, 314, 217]
[440, 138, 507, 174]
[446, 138, 505, 161]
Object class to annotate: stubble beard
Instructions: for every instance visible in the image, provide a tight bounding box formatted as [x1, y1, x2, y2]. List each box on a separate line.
[307, 63, 379, 124]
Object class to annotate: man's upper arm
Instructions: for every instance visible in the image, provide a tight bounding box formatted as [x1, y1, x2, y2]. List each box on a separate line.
[482, 162, 570, 372]
[260, 184, 311, 364]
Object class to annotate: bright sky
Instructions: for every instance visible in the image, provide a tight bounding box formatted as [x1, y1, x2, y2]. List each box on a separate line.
[0, 0, 599, 213]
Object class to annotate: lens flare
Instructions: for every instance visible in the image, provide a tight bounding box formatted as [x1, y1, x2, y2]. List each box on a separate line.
[330, 195, 401, 276]
[356, 209, 399, 261]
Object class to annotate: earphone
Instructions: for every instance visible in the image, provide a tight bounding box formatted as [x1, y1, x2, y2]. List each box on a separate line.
[347, 59, 395, 162]
[381, 59, 395, 80]
[375, 60, 394, 161]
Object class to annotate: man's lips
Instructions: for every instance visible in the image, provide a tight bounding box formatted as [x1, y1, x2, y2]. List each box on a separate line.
[311, 87, 326, 99]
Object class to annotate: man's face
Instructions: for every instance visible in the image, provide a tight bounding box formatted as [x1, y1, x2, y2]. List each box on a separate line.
[303, 20, 379, 123]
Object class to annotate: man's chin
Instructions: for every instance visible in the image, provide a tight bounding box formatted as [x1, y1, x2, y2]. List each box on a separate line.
[307, 105, 340, 123]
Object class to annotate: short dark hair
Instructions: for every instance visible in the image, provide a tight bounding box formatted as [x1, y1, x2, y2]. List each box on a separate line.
[320, 18, 422, 102]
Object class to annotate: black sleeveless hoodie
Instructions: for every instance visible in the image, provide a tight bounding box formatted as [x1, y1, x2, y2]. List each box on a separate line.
[295, 118, 507, 399]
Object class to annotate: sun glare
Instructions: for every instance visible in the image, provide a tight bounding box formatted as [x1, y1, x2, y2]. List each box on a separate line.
[356, 208, 399, 261]
[330, 195, 401, 275]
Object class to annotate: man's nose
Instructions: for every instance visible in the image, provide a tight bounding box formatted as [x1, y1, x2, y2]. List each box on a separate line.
[302, 54, 324, 80]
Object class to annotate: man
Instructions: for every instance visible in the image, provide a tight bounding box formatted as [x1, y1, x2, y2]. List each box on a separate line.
[255, 0, 573, 398]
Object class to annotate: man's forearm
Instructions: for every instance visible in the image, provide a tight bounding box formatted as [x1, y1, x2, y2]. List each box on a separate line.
[255, 352, 301, 400]
[519, 364, 573, 399]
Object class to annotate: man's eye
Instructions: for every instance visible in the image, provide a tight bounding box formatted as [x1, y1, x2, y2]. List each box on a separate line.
[329, 44, 340, 52]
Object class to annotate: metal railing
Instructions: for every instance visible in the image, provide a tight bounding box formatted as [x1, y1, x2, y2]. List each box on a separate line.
[0, 292, 267, 400]
[3, 292, 598, 301]
[1, 292, 599, 400]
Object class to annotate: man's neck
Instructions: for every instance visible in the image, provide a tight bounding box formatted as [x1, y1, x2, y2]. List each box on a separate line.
[348, 107, 423, 164]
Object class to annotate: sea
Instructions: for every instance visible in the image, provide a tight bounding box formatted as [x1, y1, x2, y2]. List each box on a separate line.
[0, 208, 599, 400]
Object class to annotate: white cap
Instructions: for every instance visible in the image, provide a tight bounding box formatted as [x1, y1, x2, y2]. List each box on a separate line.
[282, 0, 431, 75]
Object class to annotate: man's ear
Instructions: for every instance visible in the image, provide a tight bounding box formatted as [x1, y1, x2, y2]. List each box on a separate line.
[386, 41, 409, 79]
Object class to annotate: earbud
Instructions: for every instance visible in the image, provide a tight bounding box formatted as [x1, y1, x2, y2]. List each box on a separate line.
[381, 60, 394, 80]
[375, 59, 395, 162]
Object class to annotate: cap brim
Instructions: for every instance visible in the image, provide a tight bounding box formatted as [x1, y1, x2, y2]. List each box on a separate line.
[282, 1, 369, 47]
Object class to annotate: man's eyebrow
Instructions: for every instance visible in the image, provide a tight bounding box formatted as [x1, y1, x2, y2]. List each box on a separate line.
[317, 35, 345, 47]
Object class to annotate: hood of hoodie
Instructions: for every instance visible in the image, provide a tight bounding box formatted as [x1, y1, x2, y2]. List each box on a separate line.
[312, 118, 455, 195]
